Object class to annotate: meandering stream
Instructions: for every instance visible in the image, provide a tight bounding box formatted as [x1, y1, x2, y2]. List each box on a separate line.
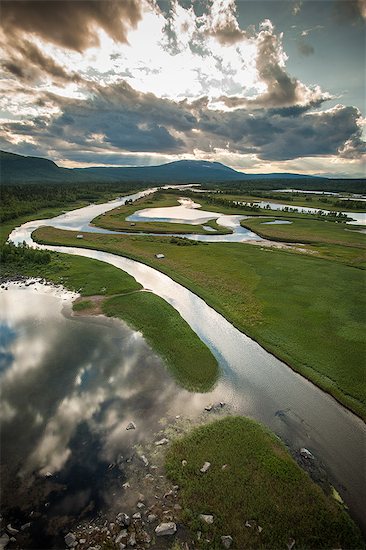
[4, 189, 366, 536]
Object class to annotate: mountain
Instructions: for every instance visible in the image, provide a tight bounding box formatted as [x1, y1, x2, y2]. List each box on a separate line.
[0, 150, 321, 184]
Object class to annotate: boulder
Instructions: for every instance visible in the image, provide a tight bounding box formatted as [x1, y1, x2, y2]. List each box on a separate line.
[132, 512, 141, 520]
[199, 514, 214, 524]
[287, 538, 296, 550]
[300, 448, 314, 459]
[140, 455, 149, 467]
[115, 529, 127, 544]
[155, 522, 177, 536]
[116, 513, 130, 527]
[6, 524, 19, 535]
[155, 438, 169, 446]
[128, 532, 136, 547]
[147, 514, 157, 523]
[221, 535, 233, 548]
[64, 532, 77, 547]
[126, 422, 136, 430]
[200, 462, 211, 473]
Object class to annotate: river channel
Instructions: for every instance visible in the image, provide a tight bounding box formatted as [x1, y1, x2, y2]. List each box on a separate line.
[2, 188, 365, 544]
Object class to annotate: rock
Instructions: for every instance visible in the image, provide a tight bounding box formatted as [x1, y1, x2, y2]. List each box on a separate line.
[21, 522, 31, 530]
[300, 448, 314, 459]
[115, 530, 127, 544]
[79, 539, 86, 544]
[175, 415, 181, 419]
[245, 520, 255, 528]
[181, 460, 187, 467]
[155, 438, 169, 446]
[45, 471, 53, 478]
[132, 512, 141, 520]
[137, 502, 145, 509]
[222, 464, 228, 470]
[221, 535, 233, 548]
[140, 455, 149, 467]
[119, 545, 126, 550]
[155, 522, 177, 536]
[7, 524, 19, 535]
[164, 489, 175, 499]
[174, 503, 182, 511]
[127, 532, 136, 547]
[257, 525, 263, 533]
[65, 532, 77, 547]
[147, 514, 157, 523]
[199, 514, 214, 524]
[122, 482, 130, 489]
[219, 401, 226, 408]
[126, 422, 136, 430]
[116, 513, 130, 526]
[200, 461, 211, 473]
[204, 405, 213, 411]
[287, 538, 296, 550]
[0, 534, 9, 550]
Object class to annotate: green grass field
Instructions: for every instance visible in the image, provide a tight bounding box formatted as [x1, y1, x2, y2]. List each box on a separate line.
[103, 292, 218, 392]
[165, 417, 363, 549]
[92, 192, 231, 235]
[1, 246, 218, 393]
[241, 216, 366, 248]
[34, 226, 366, 419]
[216, 192, 366, 213]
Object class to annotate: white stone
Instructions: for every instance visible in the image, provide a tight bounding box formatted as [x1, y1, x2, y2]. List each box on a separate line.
[200, 461, 211, 473]
[155, 522, 177, 536]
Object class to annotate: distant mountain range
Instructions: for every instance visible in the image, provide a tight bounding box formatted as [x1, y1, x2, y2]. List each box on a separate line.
[0, 151, 321, 184]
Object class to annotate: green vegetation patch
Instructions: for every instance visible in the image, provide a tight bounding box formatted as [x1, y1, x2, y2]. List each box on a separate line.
[240, 216, 366, 250]
[34, 226, 366, 418]
[92, 192, 231, 235]
[102, 292, 219, 392]
[165, 417, 363, 549]
[72, 299, 94, 311]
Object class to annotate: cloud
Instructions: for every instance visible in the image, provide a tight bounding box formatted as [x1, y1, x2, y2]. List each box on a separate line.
[0, 36, 82, 85]
[0, 0, 143, 52]
[0, 79, 364, 165]
[204, 0, 246, 45]
[218, 21, 328, 109]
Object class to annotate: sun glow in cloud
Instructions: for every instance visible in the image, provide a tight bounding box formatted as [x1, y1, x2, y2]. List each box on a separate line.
[0, 0, 364, 176]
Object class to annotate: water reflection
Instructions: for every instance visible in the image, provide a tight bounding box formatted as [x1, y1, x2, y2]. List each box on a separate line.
[0, 284, 228, 545]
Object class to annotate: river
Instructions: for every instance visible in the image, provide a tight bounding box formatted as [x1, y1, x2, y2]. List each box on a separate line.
[3, 189, 366, 540]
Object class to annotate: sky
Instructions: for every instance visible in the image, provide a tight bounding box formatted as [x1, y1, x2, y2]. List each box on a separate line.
[0, 0, 365, 177]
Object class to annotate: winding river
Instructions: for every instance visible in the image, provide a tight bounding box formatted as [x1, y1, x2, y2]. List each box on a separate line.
[6, 189, 366, 535]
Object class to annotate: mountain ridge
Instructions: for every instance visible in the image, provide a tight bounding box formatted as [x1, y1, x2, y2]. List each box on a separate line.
[0, 150, 323, 184]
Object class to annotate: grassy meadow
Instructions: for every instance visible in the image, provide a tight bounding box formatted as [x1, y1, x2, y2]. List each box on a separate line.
[165, 417, 363, 549]
[103, 292, 218, 392]
[1, 245, 218, 393]
[34, 225, 366, 419]
[92, 192, 231, 235]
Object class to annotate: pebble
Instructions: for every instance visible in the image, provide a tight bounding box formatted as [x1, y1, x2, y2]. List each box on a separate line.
[221, 535, 233, 548]
[155, 438, 169, 446]
[155, 522, 177, 536]
[199, 514, 214, 524]
[126, 421, 136, 430]
[200, 461, 211, 473]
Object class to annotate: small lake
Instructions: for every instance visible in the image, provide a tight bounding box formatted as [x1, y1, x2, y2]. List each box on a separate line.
[253, 201, 366, 225]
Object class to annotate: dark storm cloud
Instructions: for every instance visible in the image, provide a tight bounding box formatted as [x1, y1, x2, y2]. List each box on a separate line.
[1, 38, 82, 84]
[0, 0, 143, 52]
[1, 79, 364, 163]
